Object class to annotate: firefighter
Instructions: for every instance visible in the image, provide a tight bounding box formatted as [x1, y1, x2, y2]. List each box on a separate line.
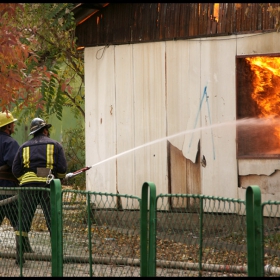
[12, 117, 67, 265]
[0, 111, 34, 265]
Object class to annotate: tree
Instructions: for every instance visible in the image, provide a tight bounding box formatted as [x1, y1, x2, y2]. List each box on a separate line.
[15, 3, 85, 123]
[0, 3, 51, 114]
[0, 3, 85, 123]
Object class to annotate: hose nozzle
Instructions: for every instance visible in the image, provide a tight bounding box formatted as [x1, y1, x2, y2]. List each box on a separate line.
[65, 173, 74, 180]
[65, 166, 92, 180]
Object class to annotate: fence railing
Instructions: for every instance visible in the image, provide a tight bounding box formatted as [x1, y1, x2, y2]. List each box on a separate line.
[0, 180, 279, 276]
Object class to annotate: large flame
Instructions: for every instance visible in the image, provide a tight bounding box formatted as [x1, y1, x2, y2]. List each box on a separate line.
[245, 56, 280, 140]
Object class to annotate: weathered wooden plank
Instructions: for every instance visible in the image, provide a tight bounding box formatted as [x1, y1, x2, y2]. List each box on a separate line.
[102, 3, 112, 44]
[262, 4, 266, 30]
[217, 3, 223, 33]
[169, 143, 188, 195]
[207, 17, 211, 34]
[251, 3, 257, 31]
[84, 46, 116, 193]
[236, 4, 241, 32]
[133, 42, 167, 195]
[89, 14, 98, 46]
[173, 3, 181, 39]
[193, 3, 199, 35]
[198, 3, 204, 35]
[115, 45, 135, 197]
[269, 3, 278, 30]
[200, 3, 210, 35]
[141, 3, 150, 42]
[240, 3, 245, 32]
[186, 148, 201, 196]
[154, 3, 161, 40]
[257, 3, 263, 30]
[96, 14, 101, 45]
[246, 3, 252, 31]
[113, 3, 131, 44]
[158, 3, 167, 40]
[263, 3, 268, 29]
[225, 3, 234, 33]
[131, 3, 142, 43]
[221, 3, 227, 32]
[165, 3, 176, 39]
[200, 37, 238, 199]
[178, 3, 189, 37]
[269, 3, 275, 29]
[189, 3, 195, 36]
[211, 20, 217, 34]
[149, 3, 159, 41]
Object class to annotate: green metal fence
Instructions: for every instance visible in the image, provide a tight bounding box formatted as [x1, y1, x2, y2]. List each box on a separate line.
[60, 187, 142, 277]
[154, 193, 247, 277]
[0, 180, 279, 276]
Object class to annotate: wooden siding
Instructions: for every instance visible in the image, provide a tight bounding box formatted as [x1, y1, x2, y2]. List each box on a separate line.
[76, 3, 280, 47]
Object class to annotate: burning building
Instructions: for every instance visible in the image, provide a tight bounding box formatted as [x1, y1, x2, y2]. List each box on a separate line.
[73, 3, 280, 204]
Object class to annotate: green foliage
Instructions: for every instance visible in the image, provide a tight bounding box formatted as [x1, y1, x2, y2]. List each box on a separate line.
[14, 3, 85, 122]
[62, 125, 86, 190]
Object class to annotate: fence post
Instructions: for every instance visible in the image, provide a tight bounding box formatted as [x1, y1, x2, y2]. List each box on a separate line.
[86, 193, 93, 277]
[140, 182, 157, 277]
[246, 185, 263, 277]
[199, 196, 203, 277]
[50, 179, 63, 277]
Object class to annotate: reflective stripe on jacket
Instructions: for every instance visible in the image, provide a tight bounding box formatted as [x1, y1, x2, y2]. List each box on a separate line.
[12, 133, 67, 186]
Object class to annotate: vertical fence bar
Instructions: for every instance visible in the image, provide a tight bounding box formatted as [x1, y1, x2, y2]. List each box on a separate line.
[140, 183, 148, 277]
[246, 185, 263, 277]
[86, 193, 93, 277]
[18, 189, 23, 276]
[140, 182, 156, 277]
[148, 183, 157, 276]
[50, 179, 63, 277]
[199, 196, 203, 277]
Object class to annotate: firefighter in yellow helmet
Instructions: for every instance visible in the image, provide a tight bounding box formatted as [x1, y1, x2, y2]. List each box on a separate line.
[0, 111, 34, 265]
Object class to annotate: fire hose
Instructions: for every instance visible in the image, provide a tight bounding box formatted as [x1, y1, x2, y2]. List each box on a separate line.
[64, 166, 92, 180]
[0, 166, 92, 206]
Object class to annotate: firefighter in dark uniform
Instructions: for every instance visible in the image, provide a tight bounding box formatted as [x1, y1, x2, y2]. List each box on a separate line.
[12, 117, 67, 265]
[0, 111, 34, 264]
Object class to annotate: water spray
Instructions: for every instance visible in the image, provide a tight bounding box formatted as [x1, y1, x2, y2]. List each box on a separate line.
[68, 116, 280, 172]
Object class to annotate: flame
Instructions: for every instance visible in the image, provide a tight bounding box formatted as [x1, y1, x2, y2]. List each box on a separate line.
[246, 56, 280, 140]
[213, 3, 219, 22]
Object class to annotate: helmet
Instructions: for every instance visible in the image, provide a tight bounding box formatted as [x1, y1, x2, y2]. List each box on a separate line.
[29, 117, 52, 135]
[0, 111, 17, 128]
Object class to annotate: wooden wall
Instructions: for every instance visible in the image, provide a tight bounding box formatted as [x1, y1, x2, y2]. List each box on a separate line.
[76, 3, 280, 47]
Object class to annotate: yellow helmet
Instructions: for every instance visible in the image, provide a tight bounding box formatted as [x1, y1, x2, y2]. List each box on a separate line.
[0, 111, 17, 128]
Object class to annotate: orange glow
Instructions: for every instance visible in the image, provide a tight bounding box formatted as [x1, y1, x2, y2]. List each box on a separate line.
[213, 3, 219, 22]
[246, 56, 280, 139]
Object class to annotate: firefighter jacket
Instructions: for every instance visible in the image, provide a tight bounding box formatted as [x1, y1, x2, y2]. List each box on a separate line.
[12, 133, 67, 186]
[0, 131, 19, 187]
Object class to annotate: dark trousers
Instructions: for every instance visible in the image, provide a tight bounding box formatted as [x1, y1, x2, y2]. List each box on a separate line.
[0, 195, 18, 229]
[16, 187, 51, 235]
